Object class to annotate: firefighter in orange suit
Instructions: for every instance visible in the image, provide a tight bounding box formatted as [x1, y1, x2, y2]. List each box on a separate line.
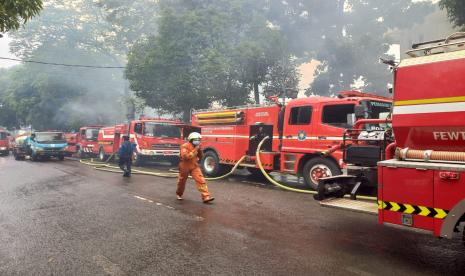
[176, 132, 215, 203]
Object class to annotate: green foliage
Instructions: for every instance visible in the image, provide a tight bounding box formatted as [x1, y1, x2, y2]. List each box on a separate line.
[259, 0, 434, 96]
[0, 0, 43, 32]
[1, 66, 83, 130]
[5, 0, 127, 130]
[440, 0, 465, 29]
[126, 0, 295, 120]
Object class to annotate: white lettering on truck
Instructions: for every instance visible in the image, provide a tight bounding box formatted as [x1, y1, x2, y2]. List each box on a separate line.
[433, 132, 465, 141]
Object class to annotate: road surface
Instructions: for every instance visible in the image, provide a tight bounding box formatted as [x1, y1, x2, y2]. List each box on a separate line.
[0, 156, 464, 275]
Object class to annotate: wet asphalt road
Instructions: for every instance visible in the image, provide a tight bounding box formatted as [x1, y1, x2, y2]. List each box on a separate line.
[0, 155, 464, 276]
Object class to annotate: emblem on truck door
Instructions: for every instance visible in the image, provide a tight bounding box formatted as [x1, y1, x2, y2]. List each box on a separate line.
[298, 131, 307, 141]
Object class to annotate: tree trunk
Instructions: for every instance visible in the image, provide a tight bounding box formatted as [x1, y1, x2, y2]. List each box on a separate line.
[253, 82, 260, 104]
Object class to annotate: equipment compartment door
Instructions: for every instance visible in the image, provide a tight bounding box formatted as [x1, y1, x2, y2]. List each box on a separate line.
[433, 170, 465, 236]
[381, 166, 434, 231]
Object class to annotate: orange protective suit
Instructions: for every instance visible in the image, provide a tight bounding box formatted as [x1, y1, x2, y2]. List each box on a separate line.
[176, 142, 211, 200]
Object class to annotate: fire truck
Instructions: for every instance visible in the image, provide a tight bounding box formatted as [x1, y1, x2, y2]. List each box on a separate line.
[65, 126, 103, 158]
[317, 33, 465, 243]
[191, 91, 392, 189]
[96, 118, 192, 166]
[0, 128, 10, 156]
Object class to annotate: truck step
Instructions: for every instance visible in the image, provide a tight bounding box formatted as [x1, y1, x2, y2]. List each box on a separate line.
[319, 198, 378, 215]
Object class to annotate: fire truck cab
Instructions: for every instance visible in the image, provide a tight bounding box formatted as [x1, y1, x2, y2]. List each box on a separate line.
[96, 118, 192, 166]
[65, 126, 103, 158]
[192, 91, 392, 189]
[317, 33, 465, 243]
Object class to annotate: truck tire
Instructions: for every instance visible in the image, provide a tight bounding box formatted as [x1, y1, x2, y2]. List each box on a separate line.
[77, 147, 86, 159]
[201, 151, 224, 177]
[134, 154, 146, 167]
[31, 152, 39, 162]
[169, 157, 180, 167]
[99, 147, 107, 162]
[303, 157, 341, 190]
[58, 155, 65, 161]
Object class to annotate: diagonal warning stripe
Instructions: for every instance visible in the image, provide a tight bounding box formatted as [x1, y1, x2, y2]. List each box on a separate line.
[379, 200, 449, 219]
[390, 202, 401, 212]
[419, 206, 431, 217]
[404, 204, 415, 214]
[434, 208, 448, 219]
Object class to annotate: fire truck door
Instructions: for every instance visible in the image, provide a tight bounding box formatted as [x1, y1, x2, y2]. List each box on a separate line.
[281, 105, 314, 152]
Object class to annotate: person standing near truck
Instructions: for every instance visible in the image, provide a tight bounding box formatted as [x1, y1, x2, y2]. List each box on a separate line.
[176, 132, 214, 203]
[118, 135, 134, 177]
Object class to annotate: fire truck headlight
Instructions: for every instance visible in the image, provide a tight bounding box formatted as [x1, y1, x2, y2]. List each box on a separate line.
[0, 147, 6, 150]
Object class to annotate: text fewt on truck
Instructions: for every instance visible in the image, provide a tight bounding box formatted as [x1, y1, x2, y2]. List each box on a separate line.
[316, 33, 465, 244]
[191, 91, 392, 189]
[95, 118, 195, 166]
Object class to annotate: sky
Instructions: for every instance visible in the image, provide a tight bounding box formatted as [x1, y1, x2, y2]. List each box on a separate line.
[0, 34, 19, 68]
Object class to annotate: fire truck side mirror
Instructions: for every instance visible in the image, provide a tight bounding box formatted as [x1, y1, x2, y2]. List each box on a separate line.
[388, 88, 393, 94]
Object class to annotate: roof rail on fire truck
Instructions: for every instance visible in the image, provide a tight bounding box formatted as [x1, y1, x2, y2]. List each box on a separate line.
[406, 32, 465, 58]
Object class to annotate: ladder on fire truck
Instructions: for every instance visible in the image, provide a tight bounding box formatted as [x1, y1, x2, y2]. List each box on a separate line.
[406, 32, 465, 57]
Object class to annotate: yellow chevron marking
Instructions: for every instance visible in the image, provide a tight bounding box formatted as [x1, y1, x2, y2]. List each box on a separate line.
[378, 200, 383, 209]
[395, 96, 465, 106]
[404, 204, 415, 214]
[434, 208, 448, 219]
[419, 206, 431, 217]
[390, 202, 401, 212]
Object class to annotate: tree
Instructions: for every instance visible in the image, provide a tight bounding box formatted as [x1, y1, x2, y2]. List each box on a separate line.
[1, 66, 83, 130]
[256, 0, 434, 96]
[0, 0, 43, 32]
[7, 0, 128, 129]
[126, 0, 293, 121]
[440, 0, 465, 29]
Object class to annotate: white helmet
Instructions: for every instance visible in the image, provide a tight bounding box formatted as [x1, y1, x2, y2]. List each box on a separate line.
[188, 132, 202, 141]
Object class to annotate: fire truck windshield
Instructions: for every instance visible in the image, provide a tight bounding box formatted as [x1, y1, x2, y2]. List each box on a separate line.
[85, 129, 99, 141]
[35, 132, 66, 143]
[0, 132, 7, 139]
[143, 123, 181, 138]
[363, 100, 392, 130]
[366, 101, 391, 119]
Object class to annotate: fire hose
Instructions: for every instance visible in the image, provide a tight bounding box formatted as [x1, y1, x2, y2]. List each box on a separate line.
[79, 154, 247, 180]
[255, 136, 377, 200]
[78, 139, 376, 201]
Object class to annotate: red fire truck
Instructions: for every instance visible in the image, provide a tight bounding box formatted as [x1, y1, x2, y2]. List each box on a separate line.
[0, 128, 10, 156]
[191, 91, 392, 189]
[96, 118, 192, 166]
[317, 33, 465, 243]
[65, 126, 103, 158]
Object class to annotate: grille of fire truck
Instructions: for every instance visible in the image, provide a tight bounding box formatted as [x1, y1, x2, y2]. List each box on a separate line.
[406, 32, 465, 57]
[152, 144, 180, 149]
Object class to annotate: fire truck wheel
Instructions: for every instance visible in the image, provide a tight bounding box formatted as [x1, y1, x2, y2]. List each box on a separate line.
[58, 155, 65, 161]
[169, 157, 179, 167]
[201, 151, 222, 177]
[31, 153, 39, 162]
[99, 148, 107, 162]
[77, 147, 86, 159]
[134, 154, 146, 166]
[303, 157, 341, 190]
